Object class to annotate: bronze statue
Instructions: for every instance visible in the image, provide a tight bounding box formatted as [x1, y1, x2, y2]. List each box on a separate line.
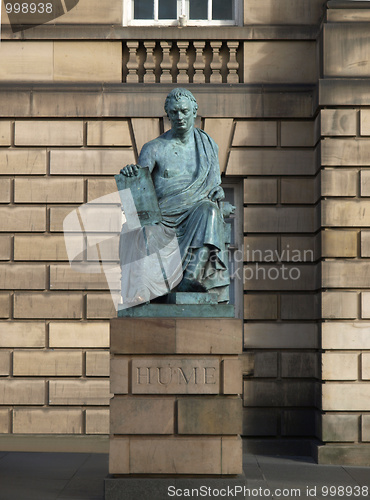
[120, 88, 230, 302]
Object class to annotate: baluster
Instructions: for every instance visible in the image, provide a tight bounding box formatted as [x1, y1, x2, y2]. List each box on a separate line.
[227, 41, 239, 84]
[210, 41, 223, 84]
[193, 41, 206, 84]
[143, 41, 156, 83]
[177, 41, 189, 84]
[160, 41, 173, 83]
[126, 41, 139, 83]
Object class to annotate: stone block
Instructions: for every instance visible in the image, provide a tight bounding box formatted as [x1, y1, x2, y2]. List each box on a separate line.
[244, 263, 318, 291]
[0, 121, 11, 146]
[253, 352, 278, 378]
[242, 409, 279, 436]
[280, 178, 318, 204]
[324, 24, 370, 78]
[0, 41, 53, 81]
[244, 41, 317, 84]
[0, 207, 46, 232]
[321, 414, 358, 442]
[322, 230, 357, 258]
[110, 358, 129, 395]
[0, 380, 45, 405]
[281, 410, 316, 437]
[87, 121, 131, 147]
[361, 231, 370, 257]
[131, 358, 220, 395]
[110, 397, 175, 434]
[86, 351, 110, 377]
[0, 409, 9, 434]
[13, 350, 83, 376]
[0, 150, 46, 175]
[15, 121, 83, 146]
[281, 353, 318, 379]
[361, 170, 370, 197]
[50, 149, 135, 175]
[221, 437, 243, 475]
[129, 437, 223, 475]
[244, 236, 278, 262]
[53, 42, 122, 82]
[321, 109, 357, 137]
[49, 206, 77, 232]
[13, 409, 82, 434]
[110, 318, 176, 354]
[30, 89, 102, 118]
[0, 322, 45, 348]
[244, 294, 278, 320]
[280, 236, 318, 262]
[322, 383, 370, 411]
[0, 236, 11, 261]
[109, 438, 129, 475]
[244, 207, 316, 233]
[239, 353, 254, 377]
[0, 178, 11, 203]
[87, 179, 118, 201]
[50, 264, 109, 290]
[244, 0, 325, 25]
[322, 291, 358, 319]
[322, 353, 359, 381]
[323, 261, 370, 287]
[363, 415, 370, 442]
[317, 444, 370, 466]
[175, 319, 242, 354]
[244, 178, 278, 204]
[0, 264, 46, 290]
[322, 138, 370, 166]
[361, 110, 370, 136]
[49, 380, 110, 405]
[14, 235, 78, 261]
[244, 323, 319, 349]
[322, 321, 370, 350]
[323, 200, 370, 227]
[14, 177, 84, 203]
[281, 121, 317, 147]
[49, 322, 109, 348]
[14, 293, 83, 319]
[362, 292, 370, 319]
[86, 409, 110, 435]
[321, 152, 352, 190]
[280, 294, 320, 320]
[204, 119, 234, 174]
[233, 121, 277, 147]
[362, 353, 370, 380]
[53, 0, 123, 24]
[227, 149, 317, 176]
[0, 294, 10, 318]
[86, 293, 116, 319]
[0, 351, 11, 376]
[244, 380, 316, 407]
[131, 118, 161, 155]
[222, 359, 243, 394]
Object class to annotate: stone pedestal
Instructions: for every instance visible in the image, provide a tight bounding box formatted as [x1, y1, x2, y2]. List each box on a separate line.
[105, 314, 245, 499]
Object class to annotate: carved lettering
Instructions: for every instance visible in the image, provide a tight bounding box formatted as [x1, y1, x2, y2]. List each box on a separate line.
[137, 367, 151, 385]
[178, 367, 198, 385]
[132, 358, 220, 394]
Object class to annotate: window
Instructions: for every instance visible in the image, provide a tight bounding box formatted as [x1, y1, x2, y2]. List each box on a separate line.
[124, 0, 240, 25]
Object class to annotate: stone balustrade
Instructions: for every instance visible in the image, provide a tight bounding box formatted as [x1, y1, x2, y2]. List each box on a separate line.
[123, 40, 242, 84]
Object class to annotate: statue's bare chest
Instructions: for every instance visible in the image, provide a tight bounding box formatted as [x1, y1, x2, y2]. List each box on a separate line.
[155, 141, 198, 180]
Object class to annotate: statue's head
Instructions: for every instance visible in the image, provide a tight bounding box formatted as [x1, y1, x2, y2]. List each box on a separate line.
[164, 88, 198, 134]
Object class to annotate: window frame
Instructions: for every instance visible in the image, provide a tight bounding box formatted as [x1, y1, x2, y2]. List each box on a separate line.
[123, 0, 241, 26]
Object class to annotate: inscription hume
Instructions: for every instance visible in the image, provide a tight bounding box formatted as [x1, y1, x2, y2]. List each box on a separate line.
[131, 358, 220, 394]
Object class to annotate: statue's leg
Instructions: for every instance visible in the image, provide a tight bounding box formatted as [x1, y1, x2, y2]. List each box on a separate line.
[184, 246, 210, 283]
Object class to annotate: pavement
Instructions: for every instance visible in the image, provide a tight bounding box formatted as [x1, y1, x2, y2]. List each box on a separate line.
[0, 451, 369, 500]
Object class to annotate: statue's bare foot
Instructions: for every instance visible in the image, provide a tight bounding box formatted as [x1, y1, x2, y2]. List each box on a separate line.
[176, 278, 207, 293]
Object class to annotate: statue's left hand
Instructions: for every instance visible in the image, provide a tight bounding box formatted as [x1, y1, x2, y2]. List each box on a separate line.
[208, 186, 225, 202]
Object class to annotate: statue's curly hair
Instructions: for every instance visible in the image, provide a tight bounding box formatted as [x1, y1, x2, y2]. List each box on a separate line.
[164, 88, 198, 117]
